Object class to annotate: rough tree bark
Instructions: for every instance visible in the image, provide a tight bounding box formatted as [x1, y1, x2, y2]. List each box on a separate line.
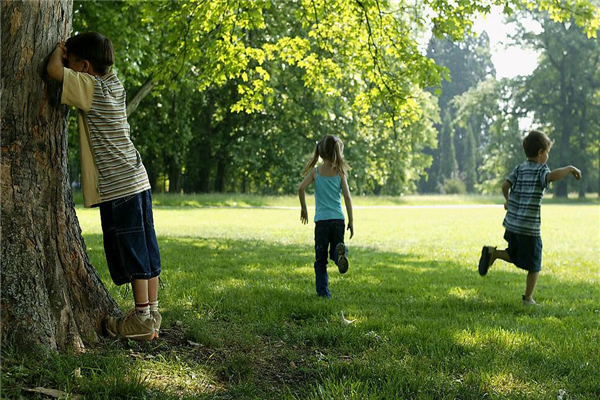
[1, 0, 120, 353]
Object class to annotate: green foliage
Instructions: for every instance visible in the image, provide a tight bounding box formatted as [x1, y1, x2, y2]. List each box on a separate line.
[452, 77, 516, 194]
[533, 0, 600, 38]
[420, 30, 495, 193]
[69, 0, 600, 195]
[72, 0, 447, 195]
[511, 10, 600, 196]
[420, 1, 599, 195]
[471, 88, 524, 194]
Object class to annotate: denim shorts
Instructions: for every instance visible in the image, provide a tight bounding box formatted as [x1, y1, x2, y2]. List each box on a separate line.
[504, 230, 542, 272]
[99, 189, 161, 285]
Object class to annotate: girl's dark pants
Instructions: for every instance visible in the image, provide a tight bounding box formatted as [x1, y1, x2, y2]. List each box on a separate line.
[314, 219, 345, 298]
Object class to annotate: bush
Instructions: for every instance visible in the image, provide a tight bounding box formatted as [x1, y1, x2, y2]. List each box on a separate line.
[439, 175, 467, 195]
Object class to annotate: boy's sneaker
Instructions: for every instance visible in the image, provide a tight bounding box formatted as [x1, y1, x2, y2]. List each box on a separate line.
[336, 243, 349, 274]
[478, 246, 495, 276]
[151, 310, 162, 337]
[522, 295, 538, 306]
[105, 309, 156, 341]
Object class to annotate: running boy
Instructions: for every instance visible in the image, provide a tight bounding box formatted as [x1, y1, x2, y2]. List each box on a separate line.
[47, 32, 162, 340]
[478, 130, 581, 305]
[299, 135, 354, 298]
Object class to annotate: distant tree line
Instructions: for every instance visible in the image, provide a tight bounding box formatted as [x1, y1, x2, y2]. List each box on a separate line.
[419, 9, 600, 198]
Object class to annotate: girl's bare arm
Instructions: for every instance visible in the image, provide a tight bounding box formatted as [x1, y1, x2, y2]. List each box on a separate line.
[341, 173, 354, 238]
[298, 169, 315, 224]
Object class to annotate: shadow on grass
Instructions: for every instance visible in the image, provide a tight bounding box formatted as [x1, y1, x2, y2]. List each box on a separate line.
[6, 234, 598, 399]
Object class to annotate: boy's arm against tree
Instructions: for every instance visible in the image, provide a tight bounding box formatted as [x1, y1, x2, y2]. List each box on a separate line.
[547, 166, 582, 182]
[46, 44, 65, 82]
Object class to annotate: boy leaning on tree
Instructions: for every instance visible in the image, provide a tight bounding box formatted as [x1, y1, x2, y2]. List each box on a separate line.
[47, 32, 162, 340]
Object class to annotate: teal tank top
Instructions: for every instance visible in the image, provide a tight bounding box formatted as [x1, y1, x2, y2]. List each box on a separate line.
[314, 167, 345, 222]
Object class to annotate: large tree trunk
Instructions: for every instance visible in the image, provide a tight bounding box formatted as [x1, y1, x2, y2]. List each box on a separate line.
[1, 0, 120, 353]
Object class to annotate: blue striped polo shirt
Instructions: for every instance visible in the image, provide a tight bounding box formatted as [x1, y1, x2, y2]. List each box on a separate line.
[503, 160, 551, 237]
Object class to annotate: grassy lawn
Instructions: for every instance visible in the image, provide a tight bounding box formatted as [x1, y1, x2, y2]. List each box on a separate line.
[3, 196, 599, 399]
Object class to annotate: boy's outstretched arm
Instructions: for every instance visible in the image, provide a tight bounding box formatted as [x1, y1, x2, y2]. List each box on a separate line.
[298, 170, 315, 225]
[47, 43, 67, 82]
[547, 166, 582, 183]
[341, 173, 354, 238]
[502, 180, 511, 210]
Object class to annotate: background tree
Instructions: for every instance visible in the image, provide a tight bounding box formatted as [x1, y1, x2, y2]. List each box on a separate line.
[438, 110, 459, 182]
[71, 0, 446, 195]
[69, 0, 599, 197]
[462, 123, 478, 192]
[419, 32, 495, 192]
[512, 11, 600, 197]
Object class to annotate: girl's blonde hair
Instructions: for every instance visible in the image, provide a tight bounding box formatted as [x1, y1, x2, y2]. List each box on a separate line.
[302, 135, 350, 176]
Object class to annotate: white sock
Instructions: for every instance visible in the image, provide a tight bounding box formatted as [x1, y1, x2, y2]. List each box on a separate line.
[135, 302, 151, 321]
[149, 301, 159, 313]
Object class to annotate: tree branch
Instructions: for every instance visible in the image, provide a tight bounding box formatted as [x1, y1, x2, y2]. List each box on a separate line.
[355, 0, 400, 137]
[126, 77, 156, 117]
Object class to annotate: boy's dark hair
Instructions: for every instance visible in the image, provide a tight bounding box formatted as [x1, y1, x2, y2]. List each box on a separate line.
[66, 32, 114, 75]
[523, 130, 553, 158]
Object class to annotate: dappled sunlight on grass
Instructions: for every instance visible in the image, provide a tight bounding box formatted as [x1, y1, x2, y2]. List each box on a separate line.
[39, 201, 598, 398]
[486, 372, 532, 397]
[350, 274, 382, 285]
[142, 356, 221, 397]
[448, 286, 479, 300]
[454, 327, 534, 351]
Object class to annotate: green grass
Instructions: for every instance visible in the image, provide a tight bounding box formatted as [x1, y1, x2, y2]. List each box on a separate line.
[4, 196, 599, 399]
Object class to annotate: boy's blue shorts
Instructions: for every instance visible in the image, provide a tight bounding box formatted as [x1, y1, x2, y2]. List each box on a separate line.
[503, 230, 542, 272]
[99, 189, 161, 285]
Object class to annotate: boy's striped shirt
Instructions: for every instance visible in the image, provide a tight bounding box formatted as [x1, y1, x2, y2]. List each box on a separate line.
[62, 68, 150, 206]
[503, 160, 550, 236]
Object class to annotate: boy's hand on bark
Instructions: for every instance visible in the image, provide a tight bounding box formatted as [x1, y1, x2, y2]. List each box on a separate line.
[54, 42, 67, 62]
